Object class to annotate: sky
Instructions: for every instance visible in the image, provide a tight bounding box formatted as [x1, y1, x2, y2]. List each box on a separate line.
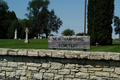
[3, 0, 120, 39]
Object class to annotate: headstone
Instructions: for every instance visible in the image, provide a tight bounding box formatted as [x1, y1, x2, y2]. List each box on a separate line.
[48, 36, 90, 49]
[14, 29, 17, 39]
[24, 28, 29, 43]
[40, 37, 42, 39]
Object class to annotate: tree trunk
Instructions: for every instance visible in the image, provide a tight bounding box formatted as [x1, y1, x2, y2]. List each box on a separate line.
[119, 32, 120, 39]
[46, 33, 48, 39]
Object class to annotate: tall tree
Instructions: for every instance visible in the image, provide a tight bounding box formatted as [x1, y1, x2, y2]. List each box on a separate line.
[114, 16, 120, 38]
[38, 7, 62, 38]
[25, 0, 50, 37]
[87, 0, 114, 45]
[0, 0, 9, 38]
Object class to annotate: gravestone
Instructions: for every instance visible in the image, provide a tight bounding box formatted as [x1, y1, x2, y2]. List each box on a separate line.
[48, 36, 90, 49]
[24, 28, 29, 43]
[14, 29, 17, 39]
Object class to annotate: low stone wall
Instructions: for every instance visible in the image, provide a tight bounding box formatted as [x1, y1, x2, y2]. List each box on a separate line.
[0, 49, 120, 80]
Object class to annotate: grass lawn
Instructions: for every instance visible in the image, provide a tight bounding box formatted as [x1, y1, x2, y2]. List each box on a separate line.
[0, 39, 120, 53]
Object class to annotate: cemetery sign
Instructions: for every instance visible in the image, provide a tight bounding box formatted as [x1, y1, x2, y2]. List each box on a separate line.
[48, 36, 90, 49]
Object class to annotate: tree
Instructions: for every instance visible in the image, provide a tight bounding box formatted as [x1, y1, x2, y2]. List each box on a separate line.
[87, 0, 114, 45]
[19, 19, 33, 38]
[38, 7, 62, 38]
[7, 20, 22, 39]
[0, 0, 9, 38]
[25, 0, 50, 37]
[62, 29, 75, 36]
[114, 16, 120, 38]
[76, 33, 84, 36]
[26, 0, 62, 38]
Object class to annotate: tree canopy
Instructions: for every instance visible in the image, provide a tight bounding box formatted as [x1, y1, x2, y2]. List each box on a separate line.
[87, 0, 114, 45]
[0, 0, 22, 39]
[62, 29, 75, 36]
[114, 16, 120, 38]
[26, 0, 62, 38]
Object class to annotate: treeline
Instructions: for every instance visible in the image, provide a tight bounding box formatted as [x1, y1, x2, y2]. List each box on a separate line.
[0, 0, 62, 39]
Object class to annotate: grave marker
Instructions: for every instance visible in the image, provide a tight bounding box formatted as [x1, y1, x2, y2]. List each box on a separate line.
[24, 28, 29, 43]
[14, 29, 17, 39]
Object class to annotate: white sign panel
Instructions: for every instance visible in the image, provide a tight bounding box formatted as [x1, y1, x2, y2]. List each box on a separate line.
[48, 36, 90, 49]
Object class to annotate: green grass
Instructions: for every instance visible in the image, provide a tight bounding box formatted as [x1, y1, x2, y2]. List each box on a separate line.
[0, 39, 48, 49]
[0, 39, 120, 53]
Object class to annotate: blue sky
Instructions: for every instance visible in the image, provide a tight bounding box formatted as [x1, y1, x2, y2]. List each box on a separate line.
[4, 0, 120, 39]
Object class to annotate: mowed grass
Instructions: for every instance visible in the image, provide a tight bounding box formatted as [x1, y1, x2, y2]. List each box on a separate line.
[0, 39, 120, 53]
[0, 39, 48, 49]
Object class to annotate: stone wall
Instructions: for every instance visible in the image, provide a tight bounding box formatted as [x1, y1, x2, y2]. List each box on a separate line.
[0, 49, 120, 80]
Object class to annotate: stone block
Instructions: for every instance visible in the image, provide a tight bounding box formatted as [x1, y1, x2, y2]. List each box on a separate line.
[54, 75, 63, 80]
[8, 62, 17, 67]
[65, 64, 76, 69]
[16, 70, 26, 76]
[33, 73, 43, 79]
[50, 62, 63, 69]
[79, 68, 87, 72]
[18, 66, 27, 70]
[26, 71, 31, 77]
[45, 50, 52, 57]
[28, 50, 38, 57]
[79, 52, 89, 59]
[65, 51, 79, 59]
[89, 52, 104, 60]
[95, 72, 109, 77]
[0, 49, 8, 55]
[73, 78, 82, 80]
[17, 62, 25, 66]
[20, 77, 27, 80]
[42, 63, 50, 69]
[43, 73, 54, 80]
[8, 49, 18, 55]
[40, 69, 46, 72]
[64, 78, 72, 80]
[64, 74, 74, 78]
[17, 49, 28, 56]
[26, 63, 41, 67]
[46, 70, 58, 74]
[38, 50, 46, 57]
[28, 67, 37, 71]
[115, 67, 120, 74]
[109, 53, 120, 60]
[6, 72, 15, 77]
[58, 69, 70, 75]
[0, 72, 5, 76]
[0, 62, 7, 67]
[88, 68, 102, 71]
[52, 51, 65, 58]
[103, 68, 114, 72]
[110, 72, 119, 78]
[75, 72, 88, 79]
[2, 67, 13, 71]
[90, 76, 102, 80]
